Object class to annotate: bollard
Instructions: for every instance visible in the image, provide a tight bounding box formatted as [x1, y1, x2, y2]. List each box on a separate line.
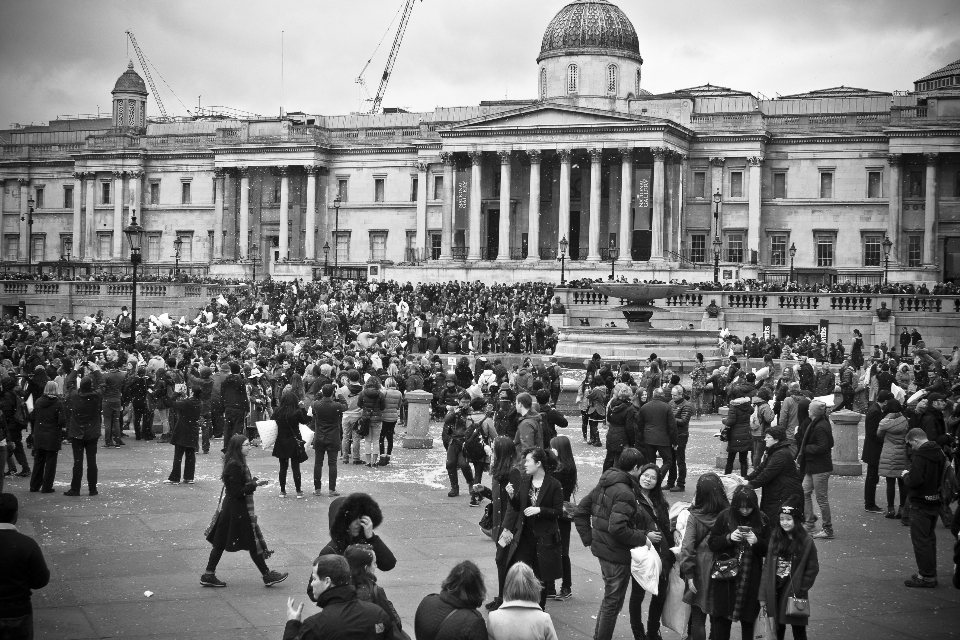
[402, 390, 435, 449]
[828, 410, 863, 476]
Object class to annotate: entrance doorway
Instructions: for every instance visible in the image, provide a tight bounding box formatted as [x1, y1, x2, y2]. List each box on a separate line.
[569, 211, 581, 260]
[779, 324, 820, 341]
[945, 237, 960, 284]
[632, 207, 652, 261]
[486, 209, 499, 260]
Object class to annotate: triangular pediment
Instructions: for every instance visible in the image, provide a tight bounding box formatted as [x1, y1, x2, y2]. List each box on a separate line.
[444, 102, 674, 132]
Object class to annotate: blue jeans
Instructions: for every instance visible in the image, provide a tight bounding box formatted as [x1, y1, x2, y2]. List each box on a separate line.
[594, 558, 632, 640]
[803, 471, 832, 531]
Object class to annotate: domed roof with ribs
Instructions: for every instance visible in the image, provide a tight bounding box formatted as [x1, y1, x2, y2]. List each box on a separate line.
[112, 61, 148, 96]
[539, 0, 641, 63]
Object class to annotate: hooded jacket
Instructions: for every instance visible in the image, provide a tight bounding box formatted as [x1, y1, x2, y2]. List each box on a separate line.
[574, 468, 646, 565]
[358, 386, 386, 425]
[605, 397, 638, 452]
[722, 397, 753, 453]
[283, 584, 392, 640]
[746, 440, 803, 523]
[918, 406, 950, 448]
[514, 409, 543, 451]
[317, 494, 396, 572]
[68, 390, 102, 440]
[904, 440, 946, 504]
[220, 373, 248, 412]
[32, 394, 66, 451]
[338, 382, 364, 421]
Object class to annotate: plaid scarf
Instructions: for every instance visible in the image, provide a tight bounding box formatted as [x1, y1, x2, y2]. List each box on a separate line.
[731, 539, 752, 622]
[242, 465, 273, 559]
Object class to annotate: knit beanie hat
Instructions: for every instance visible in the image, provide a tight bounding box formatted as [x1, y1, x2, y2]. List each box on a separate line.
[766, 424, 787, 441]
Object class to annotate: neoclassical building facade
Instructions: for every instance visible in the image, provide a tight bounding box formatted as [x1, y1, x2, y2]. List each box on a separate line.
[2, 0, 960, 283]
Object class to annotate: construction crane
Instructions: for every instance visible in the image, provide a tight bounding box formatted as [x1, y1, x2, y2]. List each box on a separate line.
[125, 30, 169, 121]
[360, 0, 420, 114]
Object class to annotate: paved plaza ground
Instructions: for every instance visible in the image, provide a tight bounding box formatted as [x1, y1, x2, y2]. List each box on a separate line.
[9, 410, 960, 640]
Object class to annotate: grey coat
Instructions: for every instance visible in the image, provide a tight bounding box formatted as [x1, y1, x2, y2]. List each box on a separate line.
[877, 413, 909, 477]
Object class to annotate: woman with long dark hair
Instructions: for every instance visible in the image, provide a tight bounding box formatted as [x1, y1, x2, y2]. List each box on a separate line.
[474, 436, 521, 611]
[271, 390, 309, 498]
[201, 434, 287, 588]
[629, 463, 672, 640]
[548, 435, 578, 600]
[344, 544, 404, 636]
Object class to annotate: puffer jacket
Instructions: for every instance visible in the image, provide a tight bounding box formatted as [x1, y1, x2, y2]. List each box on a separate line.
[574, 468, 646, 565]
[722, 397, 753, 452]
[221, 373, 248, 412]
[746, 440, 803, 524]
[877, 413, 910, 477]
[32, 394, 66, 451]
[358, 387, 386, 425]
[605, 397, 638, 452]
[796, 415, 834, 476]
[381, 388, 402, 423]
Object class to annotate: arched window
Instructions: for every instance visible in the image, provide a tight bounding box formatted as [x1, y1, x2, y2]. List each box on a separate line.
[567, 64, 578, 94]
[540, 67, 548, 100]
[635, 69, 642, 94]
[607, 64, 618, 94]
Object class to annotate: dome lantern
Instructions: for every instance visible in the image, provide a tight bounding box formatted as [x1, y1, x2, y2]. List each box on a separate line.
[111, 61, 148, 130]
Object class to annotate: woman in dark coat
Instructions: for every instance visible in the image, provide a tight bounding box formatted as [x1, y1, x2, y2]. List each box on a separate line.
[746, 425, 803, 525]
[166, 387, 201, 484]
[200, 434, 287, 588]
[500, 446, 563, 609]
[414, 560, 488, 640]
[707, 486, 769, 640]
[723, 396, 754, 476]
[630, 463, 674, 640]
[604, 384, 638, 471]
[317, 492, 397, 572]
[30, 381, 66, 493]
[271, 390, 309, 498]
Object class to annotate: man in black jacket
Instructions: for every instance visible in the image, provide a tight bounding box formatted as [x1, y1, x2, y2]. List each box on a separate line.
[902, 428, 947, 588]
[220, 362, 248, 452]
[0, 493, 50, 638]
[900, 327, 911, 357]
[863, 391, 892, 514]
[311, 384, 346, 497]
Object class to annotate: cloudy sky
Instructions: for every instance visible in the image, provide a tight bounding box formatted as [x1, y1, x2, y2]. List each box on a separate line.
[1, 0, 959, 126]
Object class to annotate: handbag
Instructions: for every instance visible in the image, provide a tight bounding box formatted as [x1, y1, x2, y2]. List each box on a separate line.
[786, 579, 810, 618]
[479, 502, 493, 531]
[295, 438, 309, 464]
[203, 487, 225, 538]
[561, 491, 578, 521]
[710, 550, 741, 581]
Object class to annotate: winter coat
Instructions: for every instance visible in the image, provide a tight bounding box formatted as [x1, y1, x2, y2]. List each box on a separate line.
[877, 413, 910, 477]
[170, 397, 201, 450]
[638, 398, 678, 447]
[671, 398, 693, 437]
[414, 591, 488, 640]
[318, 494, 397, 572]
[67, 390, 102, 440]
[381, 388, 402, 423]
[679, 510, 722, 612]
[605, 398, 638, 453]
[32, 395, 66, 451]
[455, 363, 475, 389]
[491, 466, 523, 540]
[587, 385, 608, 418]
[707, 509, 768, 621]
[904, 440, 946, 505]
[221, 373, 249, 413]
[487, 600, 559, 640]
[310, 397, 347, 449]
[205, 461, 259, 552]
[358, 387, 386, 426]
[917, 407, 950, 448]
[574, 468, 646, 565]
[514, 410, 543, 451]
[284, 584, 392, 640]
[796, 415, 833, 476]
[722, 397, 753, 453]
[813, 371, 836, 397]
[502, 474, 564, 582]
[637, 493, 674, 574]
[861, 402, 885, 466]
[758, 535, 819, 627]
[272, 407, 309, 460]
[746, 440, 803, 524]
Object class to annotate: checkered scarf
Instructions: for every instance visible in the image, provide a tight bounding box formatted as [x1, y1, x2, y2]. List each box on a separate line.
[731, 539, 752, 622]
[242, 465, 273, 559]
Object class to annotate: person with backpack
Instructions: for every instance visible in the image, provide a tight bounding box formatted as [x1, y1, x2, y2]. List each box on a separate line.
[535, 389, 567, 447]
[585, 376, 608, 448]
[750, 388, 775, 468]
[462, 397, 497, 507]
[547, 358, 562, 405]
[838, 358, 856, 411]
[378, 377, 403, 467]
[514, 393, 543, 452]
[442, 391, 476, 498]
[1, 377, 29, 478]
[116, 306, 134, 343]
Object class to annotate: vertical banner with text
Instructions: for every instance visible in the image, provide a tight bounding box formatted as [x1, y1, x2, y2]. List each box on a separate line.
[762, 317, 772, 341]
[819, 319, 829, 343]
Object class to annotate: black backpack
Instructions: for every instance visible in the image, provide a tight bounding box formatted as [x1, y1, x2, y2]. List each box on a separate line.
[462, 417, 487, 461]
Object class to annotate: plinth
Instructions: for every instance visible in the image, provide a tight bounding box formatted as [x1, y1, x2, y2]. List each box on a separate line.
[829, 410, 863, 476]
[402, 390, 434, 449]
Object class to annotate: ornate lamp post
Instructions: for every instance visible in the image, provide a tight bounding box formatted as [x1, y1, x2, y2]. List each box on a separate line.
[712, 188, 721, 235]
[123, 212, 144, 346]
[608, 238, 618, 281]
[558, 236, 569, 286]
[882, 236, 893, 285]
[249, 243, 260, 281]
[23, 195, 35, 267]
[788, 242, 797, 283]
[173, 236, 183, 276]
[712, 235, 722, 284]
[332, 195, 342, 275]
[323, 241, 330, 278]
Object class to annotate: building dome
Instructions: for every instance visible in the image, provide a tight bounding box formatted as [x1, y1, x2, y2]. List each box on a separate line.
[538, 0, 641, 63]
[112, 61, 148, 96]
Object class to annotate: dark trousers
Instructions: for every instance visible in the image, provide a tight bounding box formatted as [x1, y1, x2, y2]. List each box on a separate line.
[751, 437, 766, 468]
[313, 443, 338, 492]
[168, 445, 196, 482]
[379, 421, 396, 456]
[712, 615, 755, 640]
[909, 501, 939, 578]
[132, 404, 150, 439]
[602, 448, 622, 472]
[445, 440, 474, 488]
[278, 457, 301, 493]
[864, 463, 880, 507]
[70, 438, 98, 492]
[206, 545, 268, 575]
[6, 429, 28, 471]
[102, 399, 123, 443]
[668, 434, 689, 488]
[647, 444, 673, 478]
[546, 517, 572, 593]
[900, 344, 909, 357]
[29, 449, 58, 491]
[839, 388, 854, 411]
[200, 414, 211, 453]
[775, 583, 807, 640]
[211, 400, 224, 438]
[510, 533, 548, 609]
[724, 450, 749, 476]
[630, 575, 666, 638]
[0, 612, 33, 640]
[886, 476, 906, 508]
[222, 408, 246, 448]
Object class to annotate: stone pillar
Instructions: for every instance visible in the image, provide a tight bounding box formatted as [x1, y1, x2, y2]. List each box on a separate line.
[651, 147, 667, 261]
[829, 410, 863, 476]
[886, 154, 901, 264]
[72, 172, 83, 258]
[439, 152, 454, 261]
[587, 148, 602, 262]
[467, 151, 483, 261]
[710, 157, 725, 238]
[525, 150, 541, 262]
[278, 166, 290, 260]
[497, 151, 512, 261]
[112, 171, 124, 259]
[238, 167, 250, 259]
[213, 168, 225, 260]
[747, 156, 762, 261]
[923, 153, 938, 265]
[415, 161, 428, 259]
[18, 178, 31, 262]
[557, 149, 572, 256]
[305, 165, 318, 260]
[402, 390, 435, 449]
[618, 148, 634, 263]
[84, 173, 96, 260]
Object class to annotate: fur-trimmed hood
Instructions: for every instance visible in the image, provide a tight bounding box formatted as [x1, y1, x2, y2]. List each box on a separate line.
[327, 492, 383, 549]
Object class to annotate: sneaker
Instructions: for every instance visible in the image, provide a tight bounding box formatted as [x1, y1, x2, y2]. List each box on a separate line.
[469, 495, 481, 507]
[313, 490, 324, 497]
[278, 491, 287, 498]
[262, 570, 288, 587]
[40, 488, 55, 494]
[296, 492, 304, 499]
[16, 470, 30, 477]
[186, 480, 195, 485]
[63, 490, 80, 496]
[904, 574, 937, 588]
[352, 460, 365, 465]
[669, 486, 685, 493]
[811, 529, 834, 540]
[89, 490, 99, 496]
[328, 490, 340, 497]
[163, 480, 179, 485]
[556, 587, 573, 600]
[114, 440, 125, 446]
[200, 573, 226, 588]
[102, 443, 115, 449]
[864, 505, 884, 514]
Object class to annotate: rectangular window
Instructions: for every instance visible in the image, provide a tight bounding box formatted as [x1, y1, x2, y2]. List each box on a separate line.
[730, 172, 743, 198]
[867, 171, 882, 198]
[101, 182, 111, 205]
[335, 232, 350, 263]
[4, 236, 18, 261]
[863, 235, 882, 266]
[181, 182, 191, 205]
[773, 172, 786, 199]
[369, 231, 387, 261]
[410, 177, 418, 202]
[337, 179, 349, 202]
[819, 172, 833, 198]
[908, 235, 922, 267]
[433, 175, 444, 200]
[98, 233, 112, 259]
[692, 171, 705, 198]
[63, 185, 74, 209]
[31, 237, 44, 263]
[771, 235, 787, 266]
[431, 233, 441, 260]
[816, 235, 834, 267]
[374, 178, 385, 203]
[150, 182, 160, 205]
[177, 234, 193, 262]
[34, 187, 44, 209]
[726, 233, 744, 263]
[273, 179, 281, 204]
[908, 170, 924, 197]
[146, 234, 160, 263]
[690, 234, 706, 263]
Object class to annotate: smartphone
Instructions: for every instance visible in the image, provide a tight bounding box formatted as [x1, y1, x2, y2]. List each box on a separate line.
[737, 526, 751, 534]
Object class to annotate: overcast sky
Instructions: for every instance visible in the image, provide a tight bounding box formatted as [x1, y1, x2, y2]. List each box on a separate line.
[2, 0, 959, 127]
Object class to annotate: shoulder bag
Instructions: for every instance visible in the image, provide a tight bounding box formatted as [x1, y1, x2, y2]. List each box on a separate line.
[785, 577, 810, 617]
[203, 486, 225, 538]
[561, 490, 578, 521]
[710, 549, 742, 581]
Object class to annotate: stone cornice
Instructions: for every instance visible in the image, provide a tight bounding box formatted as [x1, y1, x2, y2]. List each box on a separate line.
[884, 128, 960, 138]
[695, 134, 771, 144]
[766, 135, 887, 145]
[440, 122, 693, 141]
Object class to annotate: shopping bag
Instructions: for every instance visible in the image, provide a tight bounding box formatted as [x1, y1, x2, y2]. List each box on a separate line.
[661, 564, 691, 635]
[754, 605, 777, 640]
[257, 420, 278, 449]
[630, 540, 662, 595]
[299, 423, 314, 447]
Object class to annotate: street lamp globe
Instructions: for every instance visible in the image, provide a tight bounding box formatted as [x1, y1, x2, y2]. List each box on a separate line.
[788, 242, 797, 259]
[712, 189, 721, 205]
[882, 236, 893, 257]
[559, 236, 569, 257]
[124, 214, 144, 254]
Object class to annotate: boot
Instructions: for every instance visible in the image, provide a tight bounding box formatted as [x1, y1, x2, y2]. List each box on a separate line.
[377, 455, 390, 466]
[894, 506, 903, 520]
[448, 485, 460, 498]
[885, 507, 897, 519]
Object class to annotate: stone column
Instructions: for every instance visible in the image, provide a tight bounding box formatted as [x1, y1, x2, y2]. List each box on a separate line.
[710, 157, 725, 238]
[677, 153, 688, 257]
[923, 153, 938, 265]
[278, 166, 290, 260]
[557, 149, 572, 256]
[747, 156, 763, 260]
[213, 168, 225, 260]
[829, 410, 864, 476]
[887, 154, 901, 264]
[84, 173, 96, 260]
[497, 151, 512, 261]
[305, 165, 318, 261]
[525, 150, 541, 262]
[439, 152, 454, 261]
[587, 148, 603, 262]
[72, 172, 83, 258]
[238, 167, 250, 259]
[401, 390, 435, 448]
[112, 171, 124, 258]
[650, 147, 667, 261]
[18, 178, 29, 262]
[467, 151, 483, 261]
[415, 161, 428, 259]
[618, 148, 634, 263]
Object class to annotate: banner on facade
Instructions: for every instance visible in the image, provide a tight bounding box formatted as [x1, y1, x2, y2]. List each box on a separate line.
[762, 317, 772, 341]
[819, 319, 829, 343]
